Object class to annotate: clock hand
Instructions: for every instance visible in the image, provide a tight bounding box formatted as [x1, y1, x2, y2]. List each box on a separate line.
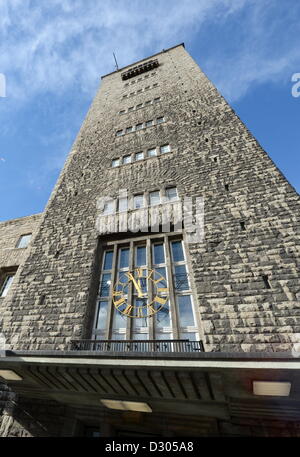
[127, 273, 143, 297]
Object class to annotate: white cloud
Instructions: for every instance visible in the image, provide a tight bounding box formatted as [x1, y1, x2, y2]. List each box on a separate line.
[0, 0, 249, 102]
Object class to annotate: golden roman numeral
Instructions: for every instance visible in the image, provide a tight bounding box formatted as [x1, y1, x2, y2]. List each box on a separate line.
[154, 296, 167, 305]
[123, 304, 133, 316]
[136, 268, 143, 278]
[157, 287, 168, 293]
[136, 307, 144, 318]
[114, 297, 126, 307]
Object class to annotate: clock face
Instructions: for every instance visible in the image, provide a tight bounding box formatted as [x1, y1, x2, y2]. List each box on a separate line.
[112, 268, 169, 318]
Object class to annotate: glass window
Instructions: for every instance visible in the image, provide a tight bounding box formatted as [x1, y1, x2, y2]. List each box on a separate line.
[118, 197, 128, 212]
[145, 100, 151, 105]
[16, 234, 32, 248]
[174, 265, 189, 291]
[123, 155, 131, 164]
[96, 301, 108, 330]
[136, 104, 143, 109]
[147, 148, 157, 158]
[177, 295, 195, 327]
[0, 275, 15, 298]
[103, 199, 115, 215]
[112, 158, 120, 167]
[135, 152, 144, 161]
[154, 97, 161, 103]
[95, 237, 195, 343]
[116, 130, 123, 137]
[153, 243, 165, 264]
[171, 240, 184, 262]
[145, 120, 153, 128]
[149, 191, 160, 206]
[133, 194, 144, 209]
[103, 251, 113, 270]
[157, 117, 165, 124]
[119, 110, 125, 115]
[160, 144, 171, 154]
[136, 246, 146, 266]
[119, 248, 129, 269]
[166, 187, 178, 201]
[128, 107, 134, 112]
[136, 123, 143, 131]
[126, 126, 133, 133]
[99, 273, 111, 296]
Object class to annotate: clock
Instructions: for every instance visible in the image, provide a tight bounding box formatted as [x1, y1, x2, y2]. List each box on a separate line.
[112, 267, 169, 318]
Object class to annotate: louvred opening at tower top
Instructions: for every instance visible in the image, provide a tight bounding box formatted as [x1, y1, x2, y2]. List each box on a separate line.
[121, 59, 159, 80]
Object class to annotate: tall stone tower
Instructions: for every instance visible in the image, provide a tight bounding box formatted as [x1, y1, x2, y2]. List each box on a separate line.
[0, 43, 300, 437]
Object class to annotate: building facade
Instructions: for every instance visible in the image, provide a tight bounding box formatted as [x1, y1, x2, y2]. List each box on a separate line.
[0, 43, 300, 437]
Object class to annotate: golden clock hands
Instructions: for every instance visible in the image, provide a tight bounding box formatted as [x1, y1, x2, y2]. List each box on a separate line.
[127, 273, 143, 297]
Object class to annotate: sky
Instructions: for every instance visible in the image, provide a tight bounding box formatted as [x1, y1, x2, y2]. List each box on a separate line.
[0, 0, 299, 221]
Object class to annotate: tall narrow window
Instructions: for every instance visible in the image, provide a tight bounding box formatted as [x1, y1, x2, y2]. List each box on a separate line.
[112, 158, 120, 168]
[135, 152, 144, 161]
[0, 274, 15, 298]
[133, 194, 144, 209]
[149, 191, 160, 206]
[147, 148, 157, 158]
[123, 155, 131, 165]
[16, 234, 32, 248]
[165, 187, 178, 201]
[103, 199, 115, 215]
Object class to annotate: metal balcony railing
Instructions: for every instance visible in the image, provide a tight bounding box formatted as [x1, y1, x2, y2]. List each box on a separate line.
[70, 339, 204, 353]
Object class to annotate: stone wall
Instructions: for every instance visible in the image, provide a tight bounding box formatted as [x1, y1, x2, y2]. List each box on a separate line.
[0, 44, 299, 352]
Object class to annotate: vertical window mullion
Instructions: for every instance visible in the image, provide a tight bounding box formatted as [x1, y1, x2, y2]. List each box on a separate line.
[104, 244, 118, 340]
[164, 235, 179, 339]
[147, 238, 154, 340]
[127, 241, 134, 339]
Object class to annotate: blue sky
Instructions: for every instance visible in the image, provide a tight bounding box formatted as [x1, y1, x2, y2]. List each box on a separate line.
[0, 0, 299, 221]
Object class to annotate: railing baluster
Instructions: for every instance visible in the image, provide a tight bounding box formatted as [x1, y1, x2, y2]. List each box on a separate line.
[70, 339, 204, 353]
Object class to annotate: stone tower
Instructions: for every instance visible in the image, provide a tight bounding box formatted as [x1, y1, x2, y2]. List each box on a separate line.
[0, 43, 300, 437]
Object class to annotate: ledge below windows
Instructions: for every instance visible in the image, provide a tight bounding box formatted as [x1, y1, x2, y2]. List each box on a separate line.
[96, 201, 182, 235]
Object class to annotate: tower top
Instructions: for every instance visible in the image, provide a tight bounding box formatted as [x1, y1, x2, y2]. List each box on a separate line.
[101, 42, 185, 79]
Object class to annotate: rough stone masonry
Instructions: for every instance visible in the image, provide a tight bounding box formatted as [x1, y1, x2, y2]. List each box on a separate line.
[0, 43, 299, 354]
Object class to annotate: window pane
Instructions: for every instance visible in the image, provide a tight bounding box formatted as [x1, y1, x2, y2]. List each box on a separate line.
[146, 120, 153, 127]
[135, 152, 143, 161]
[171, 240, 184, 262]
[157, 117, 165, 124]
[136, 123, 143, 130]
[113, 308, 127, 330]
[116, 130, 123, 136]
[153, 244, 165, 264]
[145, 100, 151, 105]
[178, 295, 195, 326]
[149, 191, 160, 206]
[154, 97, 161, 103]
[123, 155, 131, 164]
[119, 248, 129, 268]
[99, 273, 111, 296]
[17, 234, 32, 248]
[126, 126, 133, 133]
[160, 144, 170, 154]
[103, 251, 113, 270]
[136, 246, 146, 266]
[180, 332, 197, 341]
[174, 265, 189, 291]
[119, 197, 128, 212]
[133, 298, 148, 328]
[134, 194, 144, 209]
[136, 104, 143, 109]
[132, 333, 149, 340]
[0, 275, 14, 297]
[153, 267, 167, 289]
[112, 159, 119, 167]
[128, 107, 134, 112]
[96, 301, 108, 330]
[147, 148, 157, 157]
[103, 200, 115, 214]
[155, 333, 172, 340]
[155, 301, 171, 328]
[166, 187, 178, 201]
